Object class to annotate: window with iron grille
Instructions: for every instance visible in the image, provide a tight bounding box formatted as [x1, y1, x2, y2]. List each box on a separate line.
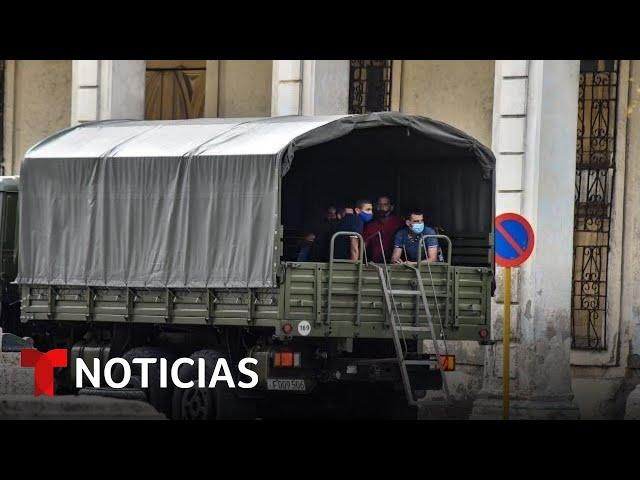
[571, 60, 619, 350]
[0, 60, 4, 176]
[348, 60, 392, 114]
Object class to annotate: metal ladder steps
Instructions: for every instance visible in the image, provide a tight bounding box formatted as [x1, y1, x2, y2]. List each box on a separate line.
[370, 257, 451, 407]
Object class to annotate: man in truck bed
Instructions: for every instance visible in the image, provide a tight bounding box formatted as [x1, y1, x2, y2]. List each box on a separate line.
[333, 199, 373, 261]
[391, 208, 439, 264]
[363, 194, 404, 263]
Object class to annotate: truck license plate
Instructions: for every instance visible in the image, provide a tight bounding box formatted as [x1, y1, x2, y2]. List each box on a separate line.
[266, 379, 306, 391]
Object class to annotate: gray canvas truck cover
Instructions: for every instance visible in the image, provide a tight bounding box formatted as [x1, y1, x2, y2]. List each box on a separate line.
[16, 112, 495, 289]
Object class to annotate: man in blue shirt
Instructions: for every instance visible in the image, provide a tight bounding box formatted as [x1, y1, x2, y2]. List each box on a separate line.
[333, 199, 374, 261]
[391, 208, 439, 264]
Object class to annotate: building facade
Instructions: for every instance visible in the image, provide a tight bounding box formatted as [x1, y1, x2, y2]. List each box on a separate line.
[2, 59, 639, 418]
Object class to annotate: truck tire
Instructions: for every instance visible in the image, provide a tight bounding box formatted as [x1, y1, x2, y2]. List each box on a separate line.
[171, 349, 256, 420]
[115, 347, 178, 418]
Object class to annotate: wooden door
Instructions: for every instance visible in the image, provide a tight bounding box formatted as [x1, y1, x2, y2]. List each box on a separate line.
[145, 60, 206, 120]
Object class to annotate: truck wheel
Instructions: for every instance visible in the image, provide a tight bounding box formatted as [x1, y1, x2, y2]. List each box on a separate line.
[171, 349, 256, 420]
[116, 347, 178, 418]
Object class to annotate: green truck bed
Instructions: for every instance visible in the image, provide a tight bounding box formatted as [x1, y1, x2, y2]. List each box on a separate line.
[20, 261, 491, 341]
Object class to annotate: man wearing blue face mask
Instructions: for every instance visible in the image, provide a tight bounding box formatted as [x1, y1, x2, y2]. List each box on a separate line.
[333, 199, 374, 261]
[391, 208, 439, 264]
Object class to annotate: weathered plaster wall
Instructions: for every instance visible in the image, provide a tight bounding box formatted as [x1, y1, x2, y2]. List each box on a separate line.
[623, 61, 640, 373]
[3, 60, 71, 174]
[217, 60, 272, 117]
[399, 60, 495, 147]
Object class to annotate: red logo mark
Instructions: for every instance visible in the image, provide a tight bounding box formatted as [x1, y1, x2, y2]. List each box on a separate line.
[20, 349, 68, 397]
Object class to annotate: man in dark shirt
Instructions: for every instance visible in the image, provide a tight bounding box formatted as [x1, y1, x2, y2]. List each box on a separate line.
[391, 208, 439, 264]
[333, 199, 374, 261]
[296, 232, 316, 262]
[311, 206, 346, 261]
[324, 206, 338, 222]
[363, 195, 405, 263]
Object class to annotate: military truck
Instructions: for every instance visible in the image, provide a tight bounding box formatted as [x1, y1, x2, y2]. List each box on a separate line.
[9, 112, 495, 419]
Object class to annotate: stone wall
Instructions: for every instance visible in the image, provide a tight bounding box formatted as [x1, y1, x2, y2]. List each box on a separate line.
[3, 60, 72, 174]
[217, 60, 272, 117]
[398, 60, 495, 147]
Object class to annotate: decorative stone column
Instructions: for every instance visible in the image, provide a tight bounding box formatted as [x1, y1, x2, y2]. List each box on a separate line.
[71, 60, 145, 125]
[271, 60, 349, 117]
[271, 60, 303, 116]
[621, 60, 640, 418]
[471, 60, 581, 419]
[301, 60, 349, 115]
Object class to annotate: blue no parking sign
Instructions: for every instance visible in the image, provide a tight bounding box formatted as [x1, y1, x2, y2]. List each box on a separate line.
[495, 213, 535, 267]
[495, 212, 534, 420]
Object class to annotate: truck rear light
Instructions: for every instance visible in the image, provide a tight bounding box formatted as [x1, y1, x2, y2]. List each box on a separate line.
[282, 322, 293, 335]
[280, 352, 294, 367]
[479, 328, 489, 339]
[439, 355, 455, 372]
[273, 351, 301, 368]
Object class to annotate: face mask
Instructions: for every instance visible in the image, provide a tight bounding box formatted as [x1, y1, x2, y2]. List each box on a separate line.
[410, 223, 425, 234]
[358, 211, 374, 223]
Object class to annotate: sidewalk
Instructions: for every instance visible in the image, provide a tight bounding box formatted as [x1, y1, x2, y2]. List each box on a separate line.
[0, 394, 166, 420]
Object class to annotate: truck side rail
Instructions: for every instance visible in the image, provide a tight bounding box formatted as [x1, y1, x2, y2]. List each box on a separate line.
[327, 231, 365, 327]
[416, 234, 453, 266]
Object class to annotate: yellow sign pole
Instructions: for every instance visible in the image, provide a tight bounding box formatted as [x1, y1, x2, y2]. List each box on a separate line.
[503, 266, 511, 420]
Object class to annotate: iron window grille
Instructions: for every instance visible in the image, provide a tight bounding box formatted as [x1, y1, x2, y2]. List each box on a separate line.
[348, 60, 392, 114]
[571, 60, 619, 350]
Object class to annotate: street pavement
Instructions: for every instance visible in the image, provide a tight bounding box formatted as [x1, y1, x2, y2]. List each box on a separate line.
[0, 394, 166, 420]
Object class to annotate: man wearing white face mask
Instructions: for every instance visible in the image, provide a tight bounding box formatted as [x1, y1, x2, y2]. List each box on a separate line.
[391, 208, 439, 264]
